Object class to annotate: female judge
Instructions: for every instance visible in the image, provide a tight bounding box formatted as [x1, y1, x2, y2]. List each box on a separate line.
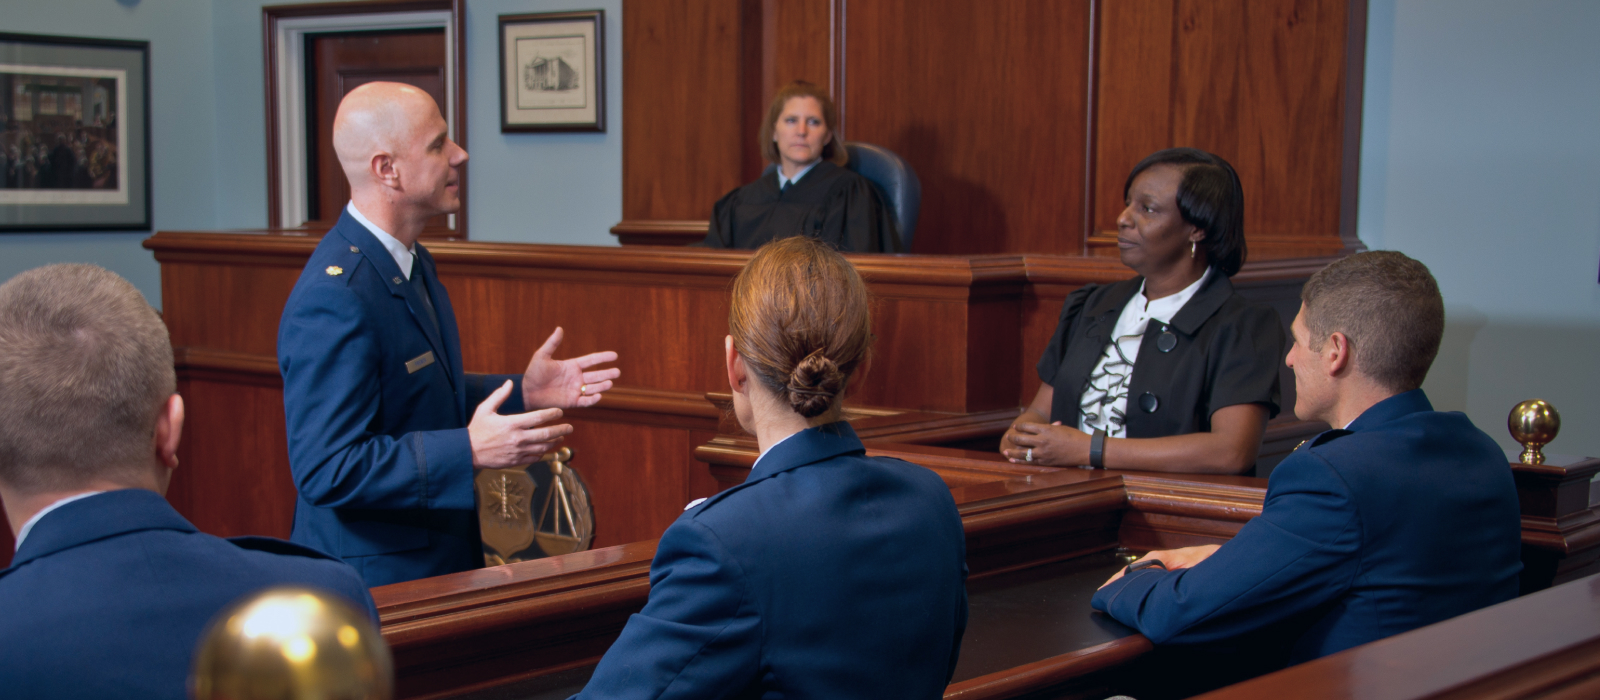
[574, 237, 966, 699]
[1002, 148, 1283, 474]
[698, 81, 900, 252]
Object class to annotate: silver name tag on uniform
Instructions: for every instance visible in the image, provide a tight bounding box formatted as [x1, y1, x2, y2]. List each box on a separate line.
[405, 351, 436, 374]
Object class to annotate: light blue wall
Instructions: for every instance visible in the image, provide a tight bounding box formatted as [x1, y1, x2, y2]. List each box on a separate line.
[205, 0, 625, 243]
[0, 0, 221, 308]
[463, 0, 623, 246]
[1360, 0, 1600, 457]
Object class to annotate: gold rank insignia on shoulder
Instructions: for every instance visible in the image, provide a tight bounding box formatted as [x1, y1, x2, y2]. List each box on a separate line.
[325, 266, 344, 276]
[1294, 439, 1309, 451]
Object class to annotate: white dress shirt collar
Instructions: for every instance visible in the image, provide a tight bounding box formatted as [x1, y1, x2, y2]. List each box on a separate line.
[14, 491, 103, 551]
[777, 161, 820, 190]
[347, 201, 415, 280]
[1136, 266, 1212, 323]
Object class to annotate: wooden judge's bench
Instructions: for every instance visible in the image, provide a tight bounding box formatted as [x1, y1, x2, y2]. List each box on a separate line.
[127, 232, 1600, 699]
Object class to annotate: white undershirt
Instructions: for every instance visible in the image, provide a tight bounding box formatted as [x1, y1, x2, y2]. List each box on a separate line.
[685, 430, 803, 511]
[1079, 268, 1213, 438]
[14, 491, 103, 551]
[347, 202, 415, 280]
[777, 161, 819, 190]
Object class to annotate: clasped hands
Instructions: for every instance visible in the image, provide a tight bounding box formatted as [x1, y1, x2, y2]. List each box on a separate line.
[470, 327, 621, 469]
[1002, 420, 1090, 466]
[1097, 545, 1220, 589]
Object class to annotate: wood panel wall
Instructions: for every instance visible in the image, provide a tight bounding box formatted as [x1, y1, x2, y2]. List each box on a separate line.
[144, 232, 1328, 547]
[616, 0, 1365, 259]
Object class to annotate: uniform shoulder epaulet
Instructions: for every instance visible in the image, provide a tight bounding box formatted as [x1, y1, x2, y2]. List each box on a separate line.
[227, 536, 342, 563]
[1297, 429, 1353, 452]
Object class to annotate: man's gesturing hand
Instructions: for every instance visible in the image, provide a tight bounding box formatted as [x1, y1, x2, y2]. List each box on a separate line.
[471, 380, 573, 469]
[522, 326, 621, 410]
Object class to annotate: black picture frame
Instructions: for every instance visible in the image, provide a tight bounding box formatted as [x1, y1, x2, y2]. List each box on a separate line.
[0, 32, 151, 232]
[498, 10, 605, 133]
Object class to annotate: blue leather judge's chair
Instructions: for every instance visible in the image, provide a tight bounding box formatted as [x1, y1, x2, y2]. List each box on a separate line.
[844, 141, 921, 251]
[765, 141, 922, 251]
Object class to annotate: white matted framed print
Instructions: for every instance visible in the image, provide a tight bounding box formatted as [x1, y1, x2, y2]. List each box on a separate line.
[499, 10, 604, 133]
[0, 32, 150, 231]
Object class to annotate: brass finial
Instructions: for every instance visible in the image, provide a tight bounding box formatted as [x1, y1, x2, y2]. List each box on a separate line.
[1508, 399, 1561, 465]
[190, 587, 392, 700]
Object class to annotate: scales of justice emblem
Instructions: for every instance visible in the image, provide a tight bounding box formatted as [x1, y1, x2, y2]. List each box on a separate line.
[474, 446, 595, 566]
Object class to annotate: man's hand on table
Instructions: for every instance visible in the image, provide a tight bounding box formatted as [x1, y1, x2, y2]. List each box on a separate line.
[1099, 545, 1221, 589]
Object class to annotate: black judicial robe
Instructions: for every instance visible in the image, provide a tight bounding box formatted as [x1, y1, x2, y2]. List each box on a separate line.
[700, 161, 901, 252]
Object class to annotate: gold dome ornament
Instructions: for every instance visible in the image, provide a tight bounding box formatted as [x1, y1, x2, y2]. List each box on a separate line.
[189, 587, 393, 700]
[1508, 399, 1561, 465]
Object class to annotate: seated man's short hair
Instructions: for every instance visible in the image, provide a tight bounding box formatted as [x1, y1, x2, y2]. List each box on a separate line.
[1300, 251, 1444, 392]
[0, 264, 174, 493]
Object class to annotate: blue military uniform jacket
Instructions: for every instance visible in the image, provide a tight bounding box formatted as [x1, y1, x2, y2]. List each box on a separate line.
[279, 210, 522, 586]
[575, 423, 969, 699]
[1092, 390, 1522, 663]
[0, 489, 375, 699]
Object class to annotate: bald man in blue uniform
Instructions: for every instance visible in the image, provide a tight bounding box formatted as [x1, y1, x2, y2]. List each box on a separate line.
[278, 82, 619, 586]
[0, 264, 376, 700]
[1092, 252, 1521, 675]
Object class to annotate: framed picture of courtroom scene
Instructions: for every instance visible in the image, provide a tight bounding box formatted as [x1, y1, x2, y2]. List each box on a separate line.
[498, 10, 605, 133]
[0, 32, 150, 231]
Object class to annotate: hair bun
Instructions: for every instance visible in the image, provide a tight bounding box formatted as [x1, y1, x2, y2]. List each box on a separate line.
[786, 350, 844, 418]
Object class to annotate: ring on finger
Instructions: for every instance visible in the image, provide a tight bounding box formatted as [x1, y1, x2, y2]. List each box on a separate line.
[1025, 448, 1033, 462]
[579, 384, 588, 396]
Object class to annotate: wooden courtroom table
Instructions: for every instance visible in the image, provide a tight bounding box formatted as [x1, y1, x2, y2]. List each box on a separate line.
[139, 231, 1324, 549]
[1193, 572, 1600, 700]
[373, 444, 1267, 700]
[373, 439, 1600, 700]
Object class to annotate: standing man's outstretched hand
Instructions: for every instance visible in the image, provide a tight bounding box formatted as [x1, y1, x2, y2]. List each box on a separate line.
[471, 380, 572, 468]
[522, 326, 621, 409]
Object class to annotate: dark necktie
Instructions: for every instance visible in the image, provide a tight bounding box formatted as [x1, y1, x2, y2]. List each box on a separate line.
[408, 262, 442, 339]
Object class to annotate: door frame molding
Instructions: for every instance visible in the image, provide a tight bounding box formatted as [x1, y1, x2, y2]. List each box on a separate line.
[263, 0, 464, 234]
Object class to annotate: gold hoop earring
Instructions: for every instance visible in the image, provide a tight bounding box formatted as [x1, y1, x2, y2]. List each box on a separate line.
[1190, 240, 1197, 259]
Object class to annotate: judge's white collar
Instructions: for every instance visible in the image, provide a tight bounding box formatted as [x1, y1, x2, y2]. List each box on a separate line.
[777, 161, 820, 190]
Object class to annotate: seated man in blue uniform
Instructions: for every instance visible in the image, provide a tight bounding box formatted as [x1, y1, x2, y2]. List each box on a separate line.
[1092, 251, 1522, 679]
[278, 82, 621, 587]
[0, 264, 376, 700]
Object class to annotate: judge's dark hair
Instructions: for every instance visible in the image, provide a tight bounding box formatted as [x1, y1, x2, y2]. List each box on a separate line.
[0, 264, 175, 493]
[729, 236, 872, 418]
[1124, 148, 1247, 276]
[759, 81, 848, 167]
[1300, 251, 1444, 393]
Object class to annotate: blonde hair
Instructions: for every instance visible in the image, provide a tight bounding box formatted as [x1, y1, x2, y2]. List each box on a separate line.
[0, 264, 174, 492]
[729, 237, 872, 417]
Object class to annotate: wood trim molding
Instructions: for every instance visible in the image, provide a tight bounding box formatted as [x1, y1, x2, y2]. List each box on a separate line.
[1084, 231, 1360, 262]
[944, 636, 1153, 700]
[608, 219, 709, 246]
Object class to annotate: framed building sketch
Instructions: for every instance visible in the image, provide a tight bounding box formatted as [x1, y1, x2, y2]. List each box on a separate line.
[498, 10, 604, 132]
[0, 32, 150, 231]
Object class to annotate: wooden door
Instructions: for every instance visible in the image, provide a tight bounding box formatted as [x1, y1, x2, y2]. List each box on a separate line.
[307, 29, 454, 237]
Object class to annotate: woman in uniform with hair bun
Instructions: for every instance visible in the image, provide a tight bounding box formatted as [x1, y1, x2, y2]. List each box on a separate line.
[573, 236, 967, 700]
